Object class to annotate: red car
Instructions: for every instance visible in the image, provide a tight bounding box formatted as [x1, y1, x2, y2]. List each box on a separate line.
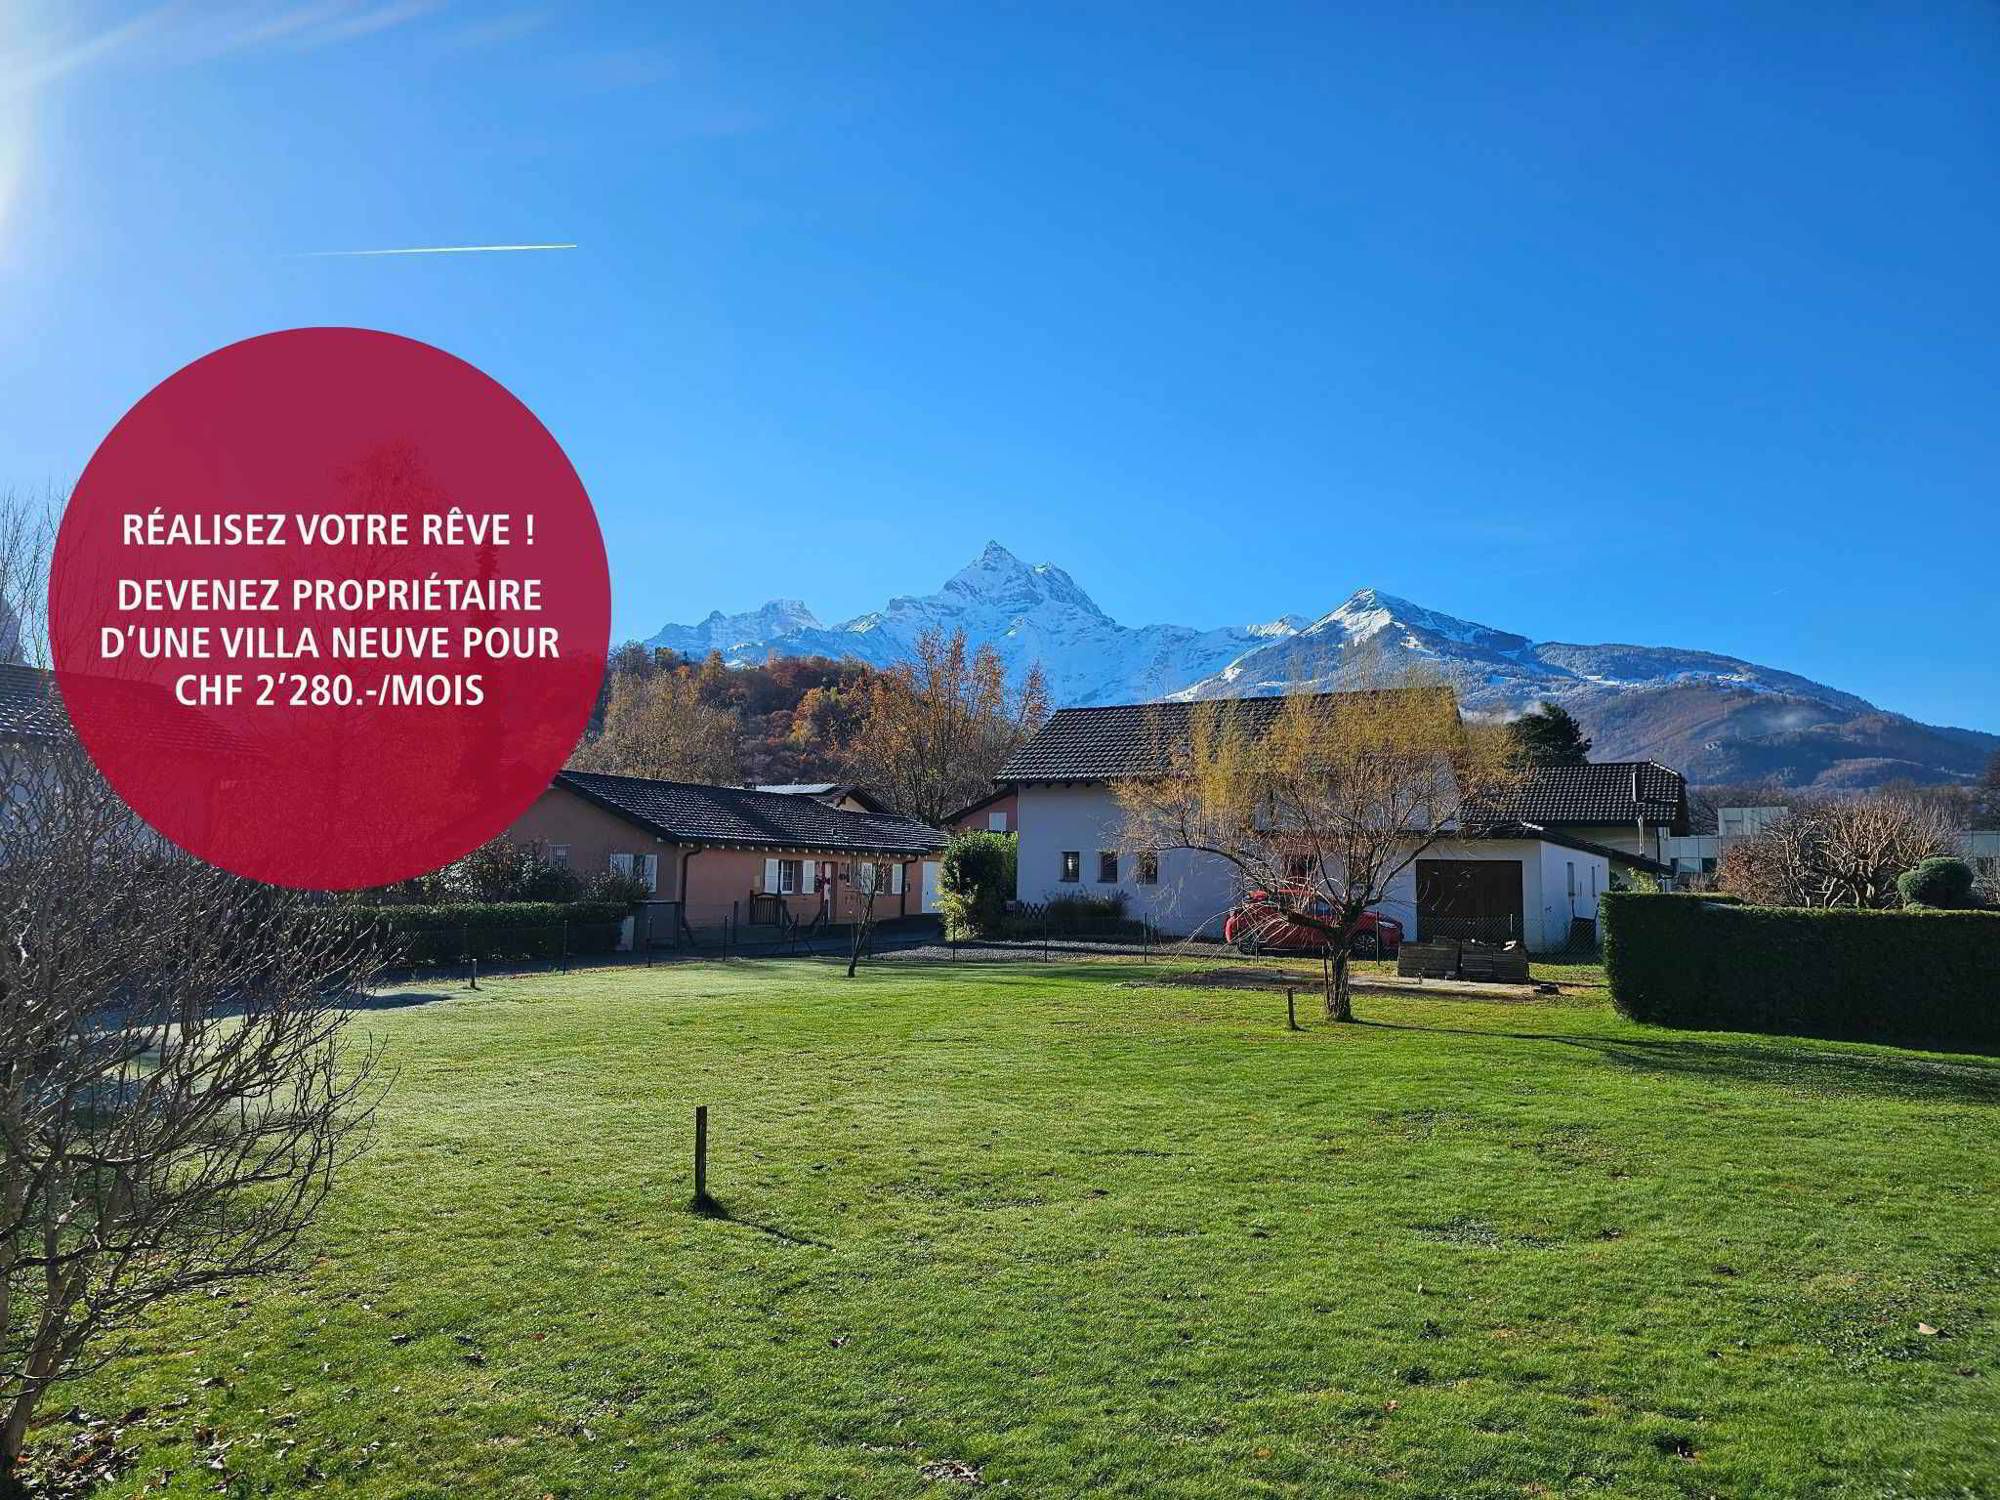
[1224, 888, 1404, 957]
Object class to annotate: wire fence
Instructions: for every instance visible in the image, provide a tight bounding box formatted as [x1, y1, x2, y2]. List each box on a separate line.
[363, 906, 1602, 992]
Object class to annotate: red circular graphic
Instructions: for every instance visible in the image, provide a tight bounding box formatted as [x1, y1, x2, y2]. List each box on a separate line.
[50, 328, 610, 890]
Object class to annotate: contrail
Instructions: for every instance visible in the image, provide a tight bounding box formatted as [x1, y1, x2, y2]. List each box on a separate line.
[301, 243, 578, 257]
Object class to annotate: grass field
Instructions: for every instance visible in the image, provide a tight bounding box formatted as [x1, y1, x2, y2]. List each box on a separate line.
[47, 959, 1998, 1498]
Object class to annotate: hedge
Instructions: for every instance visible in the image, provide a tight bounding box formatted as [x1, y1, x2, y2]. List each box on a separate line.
[1601, 890, 2000, 1048]
[340, 900, 632, 967]
[938, 832, 1017, 940]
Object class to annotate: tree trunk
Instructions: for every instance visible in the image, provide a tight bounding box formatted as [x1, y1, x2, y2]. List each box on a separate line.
[2, 1401, 33, 1500]
[1324, 945, 1354, 1023]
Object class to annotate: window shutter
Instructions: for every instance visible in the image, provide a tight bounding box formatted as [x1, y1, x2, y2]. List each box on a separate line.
[763, 858, 780, 893]
[801, 861, 816, 894]
[891, 863, 905, 894]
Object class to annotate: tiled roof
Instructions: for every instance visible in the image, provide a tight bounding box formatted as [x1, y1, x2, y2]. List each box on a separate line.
[0, 662, 72, 744]
[1481, 761, 1689, 836]
[998, 695, 1689, 836]
[999, 700, 1291, 782]
[557, 771, 946, 856]
[748, 781, 889, 812]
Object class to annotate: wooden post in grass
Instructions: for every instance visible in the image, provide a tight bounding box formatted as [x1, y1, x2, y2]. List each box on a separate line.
[692, 1105, 711, 1210]
[1286, 988, 1301, 1031]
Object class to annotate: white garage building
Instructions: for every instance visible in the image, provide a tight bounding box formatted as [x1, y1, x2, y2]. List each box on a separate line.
[997, 698, 1684, 951]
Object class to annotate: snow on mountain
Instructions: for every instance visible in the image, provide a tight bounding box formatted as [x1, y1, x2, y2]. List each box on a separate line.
[647, 541, 1298, 707]
[642, 545, 1996, 786]
[1170, 585, 1875, 719]
[645, 599, 823, 659]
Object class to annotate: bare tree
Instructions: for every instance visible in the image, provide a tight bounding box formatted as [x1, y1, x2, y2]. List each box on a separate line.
[1718, 793, 1960, 908]
[1117, 670, 1520, 1021]
[842, 860, 896, 979]
[0, 485, 61, 668]
[841, 629, 1048, 824]
[0, 742, 383, 1495]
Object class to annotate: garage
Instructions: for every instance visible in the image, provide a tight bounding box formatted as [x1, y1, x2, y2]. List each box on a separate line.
[1415, 858, 1524, 943]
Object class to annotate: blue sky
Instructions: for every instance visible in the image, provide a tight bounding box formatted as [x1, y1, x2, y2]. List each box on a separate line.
[3, 1, 1996, 729]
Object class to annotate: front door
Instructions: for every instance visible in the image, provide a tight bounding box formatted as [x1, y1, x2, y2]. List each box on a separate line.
[1415, 859, 1523, 943]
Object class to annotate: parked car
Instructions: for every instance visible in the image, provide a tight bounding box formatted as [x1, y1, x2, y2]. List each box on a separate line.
[1223, 888, 1404, 957]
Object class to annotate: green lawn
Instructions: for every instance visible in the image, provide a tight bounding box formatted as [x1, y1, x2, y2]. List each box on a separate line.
[51, 960, 1998, 1498]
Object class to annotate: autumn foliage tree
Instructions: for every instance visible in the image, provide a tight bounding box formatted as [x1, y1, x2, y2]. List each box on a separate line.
[840, 628, 1049, 824]
[1117, 672, 1520, 1021]
[571, 653, 743, 783]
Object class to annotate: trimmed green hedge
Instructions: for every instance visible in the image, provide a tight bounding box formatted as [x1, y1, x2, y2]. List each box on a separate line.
[1602, 891, 2000, 1048]
[341, 900, 632, 966]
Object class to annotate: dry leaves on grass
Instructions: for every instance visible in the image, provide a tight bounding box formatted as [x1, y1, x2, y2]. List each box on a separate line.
[919, 1456, 984, 1485]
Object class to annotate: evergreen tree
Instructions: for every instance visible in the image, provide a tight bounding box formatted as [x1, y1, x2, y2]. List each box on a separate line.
[1509, 700, 1592, 765]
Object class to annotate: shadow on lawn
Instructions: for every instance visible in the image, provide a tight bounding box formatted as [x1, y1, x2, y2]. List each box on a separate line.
[692, 1195, 832, 1249]
[1358, 1021, 2000, 1106]
[345, 989, 460, 1012]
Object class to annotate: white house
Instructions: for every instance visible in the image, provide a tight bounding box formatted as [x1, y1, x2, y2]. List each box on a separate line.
[996, 699, 1682, 951]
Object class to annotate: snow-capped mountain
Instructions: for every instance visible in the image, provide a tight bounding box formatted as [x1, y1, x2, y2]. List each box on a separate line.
[644, 544, 1997, 788]
[1177, 586, 1877, 716]
[646, 598, 823, 659]
[648, 541, 1309, 707]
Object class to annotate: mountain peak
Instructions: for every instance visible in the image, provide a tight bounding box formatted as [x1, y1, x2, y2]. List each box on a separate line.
[942, 541, 1107, 620]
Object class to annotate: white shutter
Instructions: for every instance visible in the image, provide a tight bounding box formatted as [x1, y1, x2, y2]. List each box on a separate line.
[891, 863, 905, 894]
[763, 858, 780, 893]
[802, 862, 816, 894]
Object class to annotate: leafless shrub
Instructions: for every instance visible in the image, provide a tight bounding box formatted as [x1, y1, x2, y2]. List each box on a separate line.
[0, 742, 384, 1491]
[1717, 793, 1960, 908]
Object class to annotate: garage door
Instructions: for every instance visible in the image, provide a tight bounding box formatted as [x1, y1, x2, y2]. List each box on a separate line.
[1415, 859, 1523, 943]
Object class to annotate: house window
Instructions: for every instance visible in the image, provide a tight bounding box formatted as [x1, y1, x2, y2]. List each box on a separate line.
[1098, 851, 1119, 884]
[987, 811, 1008, 832]
[1060, 851, 1081, 883]
[609, 853, 658, 893]
[1136, 851, 1159, 885]
[547, 843, 571, 867]
[779, 859, 803, 894]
